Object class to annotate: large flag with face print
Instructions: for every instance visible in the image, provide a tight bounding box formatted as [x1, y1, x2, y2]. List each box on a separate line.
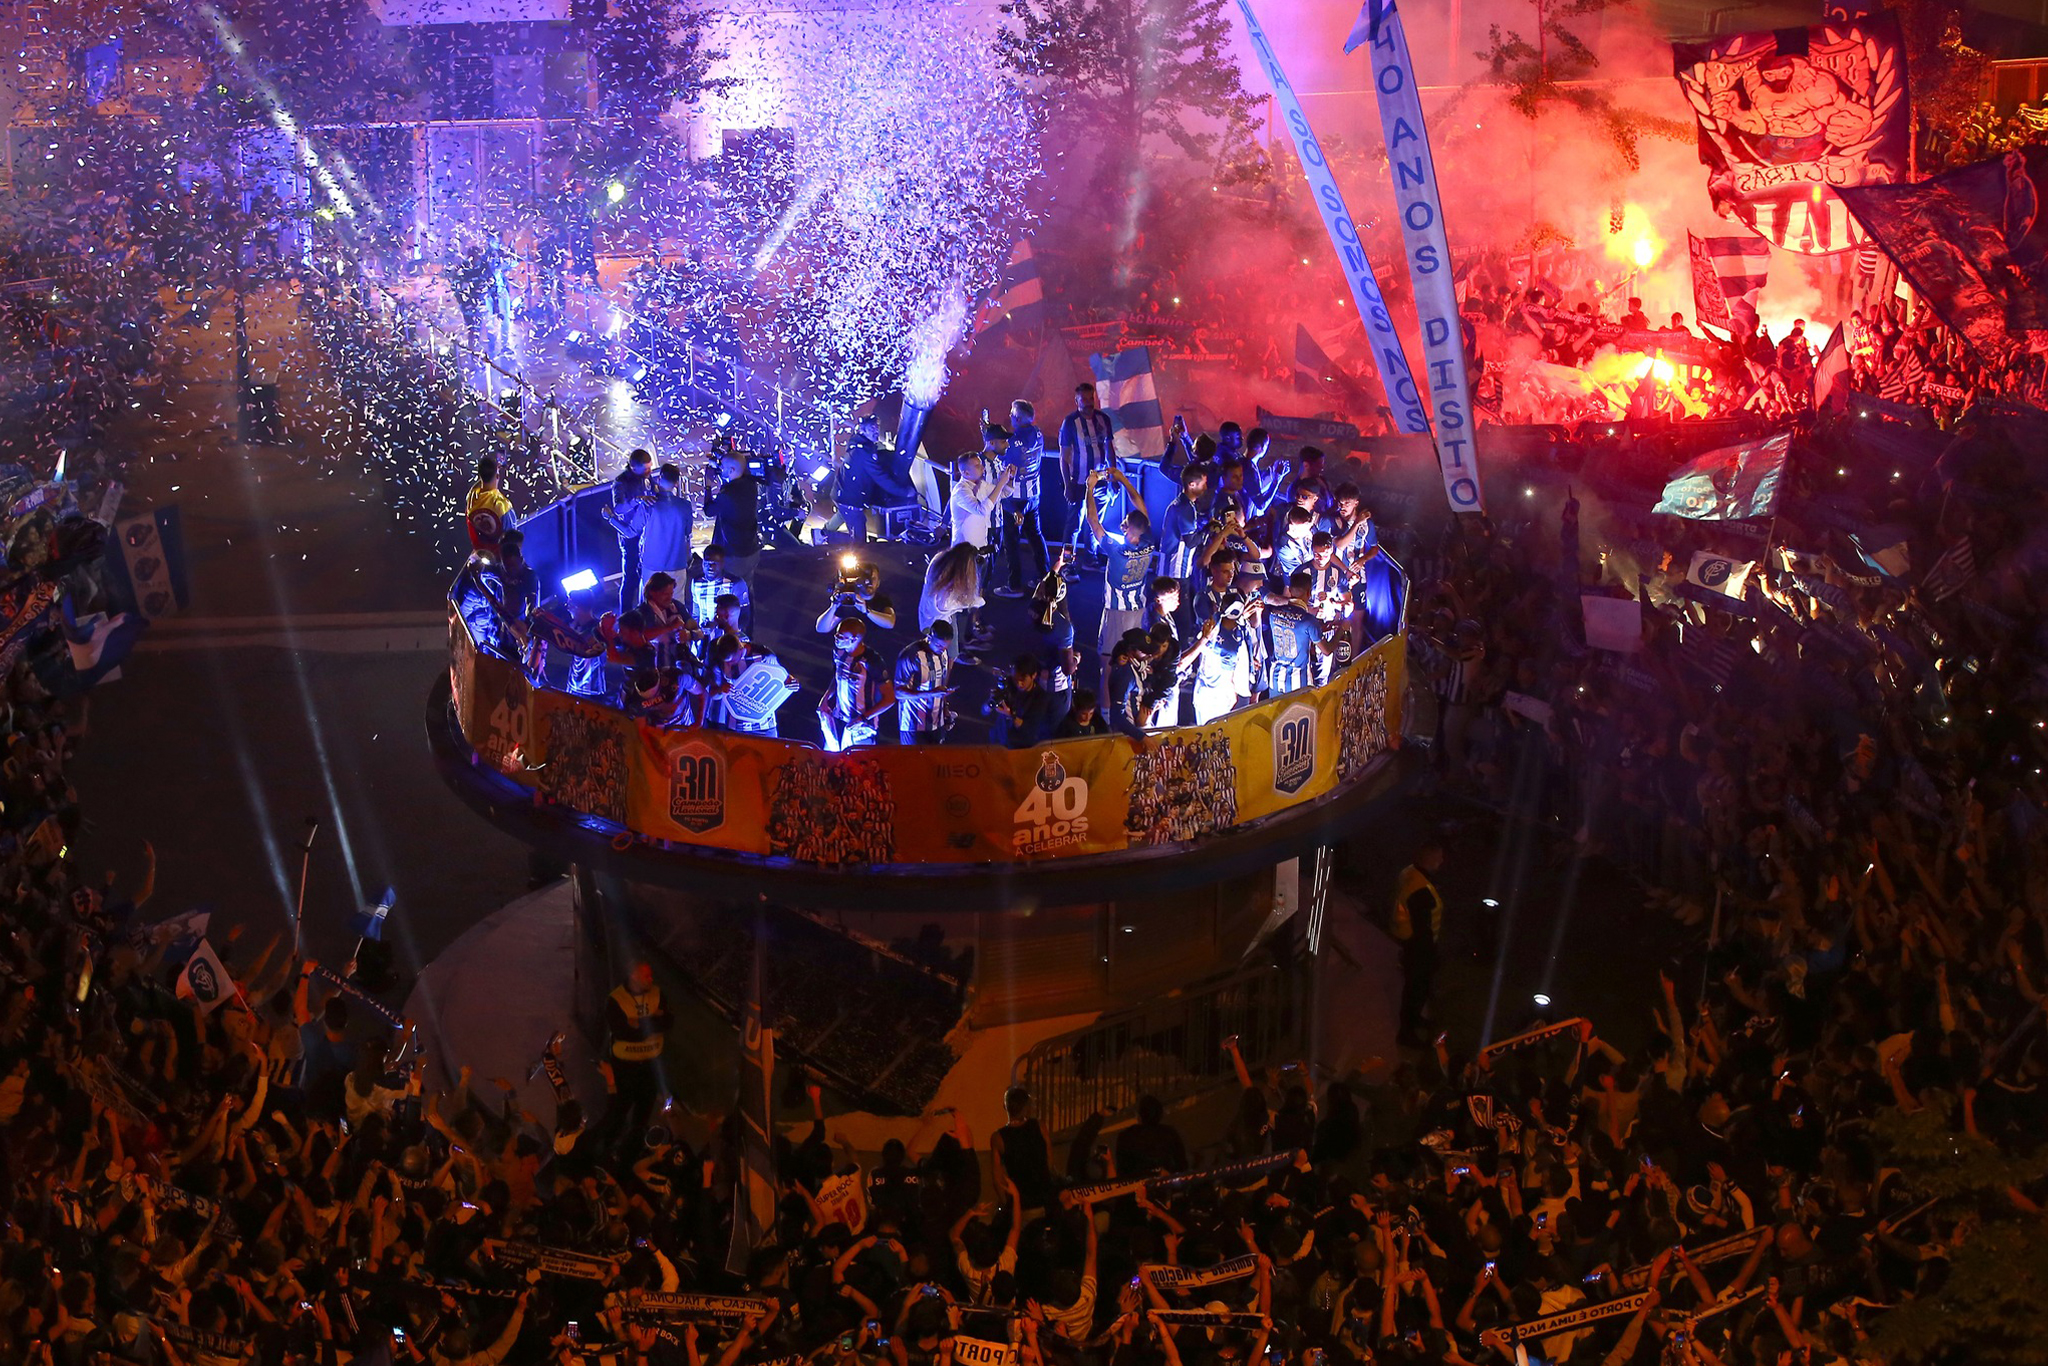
[1673, 12, 1910, 254]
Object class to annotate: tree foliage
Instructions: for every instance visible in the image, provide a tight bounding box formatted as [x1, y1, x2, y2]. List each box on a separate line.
[1860, 1100, 2048, 1365]
[593, 0, 736, 123]
[995, 0, 1261, 176]
[1889, 0, 1989, 171]
[1472, 0, 1688, 173]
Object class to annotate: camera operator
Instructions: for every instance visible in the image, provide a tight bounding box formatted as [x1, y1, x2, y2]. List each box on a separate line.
[813, 554, 897, 633]
[818, 614, 893, 753]
[895, 621, 956, 744]
[982, 653, 1051, 749]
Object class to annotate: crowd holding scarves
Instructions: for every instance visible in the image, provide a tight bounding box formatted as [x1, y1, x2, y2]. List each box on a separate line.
[6, 14, 2048, 1366]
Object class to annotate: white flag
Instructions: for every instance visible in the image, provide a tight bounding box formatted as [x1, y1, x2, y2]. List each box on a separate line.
[1685, 550, 1755, 599]
[175, 938, 235, 1014]
[1581, 595, 1643, 653]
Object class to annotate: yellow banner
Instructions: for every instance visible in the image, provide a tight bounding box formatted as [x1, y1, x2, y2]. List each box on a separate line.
[453, 616, 1403, 866]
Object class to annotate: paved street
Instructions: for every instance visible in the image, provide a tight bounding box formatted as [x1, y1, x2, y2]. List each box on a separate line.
[65, 279, 1682, 1065]
[67, 283, 533, 977]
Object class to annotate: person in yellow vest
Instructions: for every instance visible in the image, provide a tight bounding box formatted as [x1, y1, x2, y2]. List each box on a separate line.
[1391, 842, 1446, 1047]
[466, 455, 516, 557]
[604, 960, 672, 1154]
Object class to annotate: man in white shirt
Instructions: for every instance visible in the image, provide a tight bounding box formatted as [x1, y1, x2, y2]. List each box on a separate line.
[948, 443, 1011, 652]
[949, 445, 1011, 549]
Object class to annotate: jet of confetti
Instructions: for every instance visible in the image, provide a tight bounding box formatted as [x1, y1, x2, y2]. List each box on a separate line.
[755, 0, 1041, 411]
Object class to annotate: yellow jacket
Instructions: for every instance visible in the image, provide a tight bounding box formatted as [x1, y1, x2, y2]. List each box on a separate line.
[1390, 864, 1443, 944]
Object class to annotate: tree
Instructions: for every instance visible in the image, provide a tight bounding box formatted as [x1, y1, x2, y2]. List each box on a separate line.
[1889, 0, 1989, 172]
[592, 0, 737, 124]
[1472, 0, 1688, 175]
[1859, 1097, 2048, 1364]
[996, 0, 1261, 184]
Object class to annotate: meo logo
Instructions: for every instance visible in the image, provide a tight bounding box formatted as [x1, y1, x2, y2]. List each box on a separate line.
[1274, 704, 1316, 795]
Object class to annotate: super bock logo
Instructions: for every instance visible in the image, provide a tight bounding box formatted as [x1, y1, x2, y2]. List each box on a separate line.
[669, 737, 725, 833]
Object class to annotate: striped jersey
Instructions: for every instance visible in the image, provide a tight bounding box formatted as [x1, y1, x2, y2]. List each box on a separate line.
[1103, 534, 1156, 612]
[1058, 408, 1116, 480]
[1306, 559, 1351, 624]
[1160, 497, 1207, 580]
[691, 570, 747, 625]
[895, 639, 952, 733]
[1005, 423, 1046, 503]
[1262, 602, 1322, 695]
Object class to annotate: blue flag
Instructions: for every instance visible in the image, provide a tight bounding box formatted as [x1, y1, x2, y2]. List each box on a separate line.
[349, 888, 396, 942]
[976, 240, 1045, 336]
[1653, 431, 1791, 521]
[1294, 325, 1353, 399]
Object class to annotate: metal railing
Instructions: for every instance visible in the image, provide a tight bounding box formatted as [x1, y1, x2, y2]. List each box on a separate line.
[1012, 965, 1302, 1140]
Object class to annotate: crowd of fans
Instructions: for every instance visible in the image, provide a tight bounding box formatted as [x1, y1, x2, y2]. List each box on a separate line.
[9, 76, 2048, 1366]
[7, 257, 2040, 1366]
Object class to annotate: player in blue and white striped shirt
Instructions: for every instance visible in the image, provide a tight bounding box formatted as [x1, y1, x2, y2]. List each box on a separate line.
[1261, 569, 1328, 698]
[1159, 464, 1211, 583]
[1058, 383, 1117, 556]
[1083, 466, 1153, 687]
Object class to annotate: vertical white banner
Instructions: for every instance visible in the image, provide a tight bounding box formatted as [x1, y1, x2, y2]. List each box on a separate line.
[1235, 0, 1428, 436]
[1347, 0, 1486, 514]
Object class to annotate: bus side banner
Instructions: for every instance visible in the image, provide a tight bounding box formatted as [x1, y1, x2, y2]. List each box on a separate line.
[460, 633, 1403, 866]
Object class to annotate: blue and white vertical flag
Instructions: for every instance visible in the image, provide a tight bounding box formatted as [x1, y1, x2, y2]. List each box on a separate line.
[1348, 0, 1484, 514]
[1089, 348, 1167, 461]
[976, 240, 1045, 336]
[1234, 0, 1427, 437]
